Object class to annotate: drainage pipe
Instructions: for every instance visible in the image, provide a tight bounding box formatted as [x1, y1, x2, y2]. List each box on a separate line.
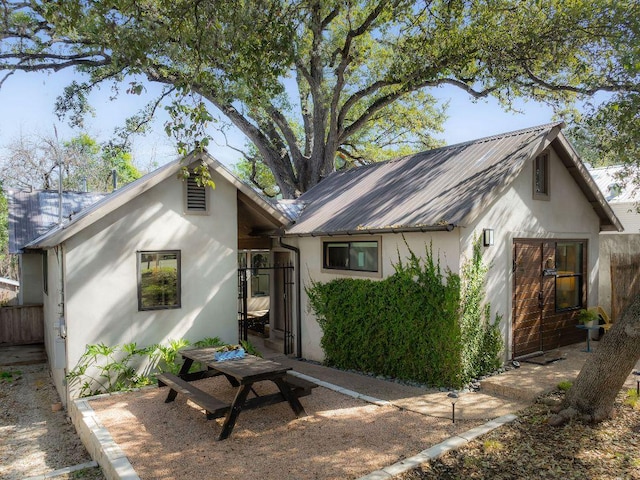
[277, 237, 302, 358]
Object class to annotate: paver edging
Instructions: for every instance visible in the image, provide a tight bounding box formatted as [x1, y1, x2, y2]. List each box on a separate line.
[69, 397, 140, 480]
[357, 414, 518, 480]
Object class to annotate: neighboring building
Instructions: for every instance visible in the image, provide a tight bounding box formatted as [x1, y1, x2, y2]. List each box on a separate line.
[10, 153, 288, 405]
[280, 122, 621, 360]
[9, 123, 622, 404]
[590, 165, 640, 319]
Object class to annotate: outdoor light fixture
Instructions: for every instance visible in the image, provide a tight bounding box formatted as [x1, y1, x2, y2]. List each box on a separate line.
[634, 371, 640, 396]
[448, 392, 459, 423]
[483, 228, 495, 247]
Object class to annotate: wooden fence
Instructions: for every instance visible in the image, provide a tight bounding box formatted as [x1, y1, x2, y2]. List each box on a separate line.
[610, 253, 640, 321]
[0, 305, 44, 346]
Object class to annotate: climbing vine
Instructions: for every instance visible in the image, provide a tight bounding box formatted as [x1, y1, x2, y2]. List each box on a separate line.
[307, 238, 502, 388]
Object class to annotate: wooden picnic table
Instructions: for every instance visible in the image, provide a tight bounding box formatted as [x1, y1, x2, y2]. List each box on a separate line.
[157, 347, 316, 440]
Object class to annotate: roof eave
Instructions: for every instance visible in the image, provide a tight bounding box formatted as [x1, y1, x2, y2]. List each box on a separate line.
[282, 223, 456, 237]
[553, 134, 624, 233]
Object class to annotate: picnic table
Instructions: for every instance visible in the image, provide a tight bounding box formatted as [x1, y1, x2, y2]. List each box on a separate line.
[157, 347, 316, 440]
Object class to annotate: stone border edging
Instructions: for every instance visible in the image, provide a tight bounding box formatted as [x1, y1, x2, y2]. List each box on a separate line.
[357, 414, 518, 479]
[69, 397, 140, 480]
[288, 371, 392, 406]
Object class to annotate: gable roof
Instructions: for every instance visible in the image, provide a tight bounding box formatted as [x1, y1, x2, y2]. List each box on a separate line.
[8, 190, 108, 254]
[284, 123, 622, 236]
[24, 151, 290, 249]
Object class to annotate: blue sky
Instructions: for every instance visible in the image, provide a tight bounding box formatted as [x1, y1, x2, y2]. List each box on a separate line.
[0, 69, 558, 170]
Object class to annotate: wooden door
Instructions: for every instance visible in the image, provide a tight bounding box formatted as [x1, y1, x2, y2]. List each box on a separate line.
[513, 241, 544, 357]
[513, 239, 586, 358]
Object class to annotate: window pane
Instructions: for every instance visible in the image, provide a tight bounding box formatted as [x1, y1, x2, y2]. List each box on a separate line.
[535, 154, 548, 195]
[349, 242, 378, 272]
[139, 251, 180, 310]
[251, 273, 270, 297]
[555, 242, 583, 311]
[556, 243, 583, 274]
[325, 243, 349, 269]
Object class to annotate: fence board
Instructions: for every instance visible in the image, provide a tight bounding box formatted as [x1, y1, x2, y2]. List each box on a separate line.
[0, 305, 44, 346]
[610, 253, 640, 322]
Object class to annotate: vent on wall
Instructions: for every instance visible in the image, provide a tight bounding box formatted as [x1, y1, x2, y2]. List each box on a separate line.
[186, 175, 207, 212]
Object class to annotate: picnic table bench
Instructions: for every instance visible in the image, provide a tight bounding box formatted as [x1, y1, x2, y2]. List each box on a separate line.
[157, 348, 317, 440]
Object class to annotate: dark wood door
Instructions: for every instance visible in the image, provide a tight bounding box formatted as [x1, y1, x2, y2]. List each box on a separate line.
[513, 241, 544, 357]
[513, 240, 586, 358]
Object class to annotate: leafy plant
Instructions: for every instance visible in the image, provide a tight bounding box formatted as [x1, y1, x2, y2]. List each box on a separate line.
[307, 237, 503, 388]
[0, 369, 20, 382]
[625, 389, 639, 409]
[558, 381, 573, 392]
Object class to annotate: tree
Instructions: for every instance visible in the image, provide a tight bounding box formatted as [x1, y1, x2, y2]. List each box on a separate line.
[0, 131, 141, 191]
[2, 0, 638, 198]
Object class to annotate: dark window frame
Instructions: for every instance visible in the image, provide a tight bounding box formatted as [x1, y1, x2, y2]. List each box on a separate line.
[322, 240, 379, 273]
[137, 250, 181, 311]
[554, 241, 585, 312]
[533, 152, 550, 200]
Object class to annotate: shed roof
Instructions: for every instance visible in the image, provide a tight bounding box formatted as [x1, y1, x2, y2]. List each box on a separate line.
[284, 123, 622, 236]
[8, 190, 107, 253]
[589, 165, 640, 204]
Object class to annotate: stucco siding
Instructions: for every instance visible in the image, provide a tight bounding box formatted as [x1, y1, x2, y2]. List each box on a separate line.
[18, 252, 43, 305]
[463, 146, 601, 358]
[58, 168, 238, 399]
[296, 231, 460, 361]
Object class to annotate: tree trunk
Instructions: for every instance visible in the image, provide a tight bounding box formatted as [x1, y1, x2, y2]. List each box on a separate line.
[549, 294, 640, 425]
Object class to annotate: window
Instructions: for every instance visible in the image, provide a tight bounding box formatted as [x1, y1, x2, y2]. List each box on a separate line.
[323, 240, 379, 272]
[185, 174, 208, 213]
[137, 251, 181, 310]
[533, 152, 550, 199]
[555, 242, 584, 311]
[42, 251, 48, 295]
[251, 252, 270, 297]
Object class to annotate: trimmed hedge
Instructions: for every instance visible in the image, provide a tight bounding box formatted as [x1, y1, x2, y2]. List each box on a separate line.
[307, 239, 502, 388]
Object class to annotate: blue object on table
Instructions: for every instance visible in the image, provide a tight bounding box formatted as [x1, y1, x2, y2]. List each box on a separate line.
[576, 324, 600, 352]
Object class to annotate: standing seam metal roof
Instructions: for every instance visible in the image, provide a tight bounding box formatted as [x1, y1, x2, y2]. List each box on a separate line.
[286, 123, 562, 235]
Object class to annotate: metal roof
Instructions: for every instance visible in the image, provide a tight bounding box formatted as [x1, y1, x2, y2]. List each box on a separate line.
[285, 123, 622, 236]
[23, 151, 290, 249]
[8, 190, 108, 253]
[589, 165, 640, 204]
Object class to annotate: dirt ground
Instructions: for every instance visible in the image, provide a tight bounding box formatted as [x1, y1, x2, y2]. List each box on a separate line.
[89, 375, 485, 480]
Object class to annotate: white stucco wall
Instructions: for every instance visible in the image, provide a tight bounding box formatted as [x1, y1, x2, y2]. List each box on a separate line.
[463, 146, 601, 359]
[49, 167, 239, 401]
[294, 231, 460, 361]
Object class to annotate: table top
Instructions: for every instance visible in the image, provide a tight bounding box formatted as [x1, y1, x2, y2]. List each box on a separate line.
[181, 348, 291, 384]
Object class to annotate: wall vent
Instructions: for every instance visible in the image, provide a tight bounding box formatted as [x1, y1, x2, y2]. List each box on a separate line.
[186, 175, 207, 212]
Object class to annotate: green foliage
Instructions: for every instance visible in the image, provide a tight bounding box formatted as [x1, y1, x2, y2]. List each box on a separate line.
[308, 240, 503, 388]
[558, 381, 573, 392]
[67, 336, 230, 397]
[625, 389, 639, 409]
[140, 266, 179, 308]
[5, 1, 637, 197]
[0, 369, 21, 382]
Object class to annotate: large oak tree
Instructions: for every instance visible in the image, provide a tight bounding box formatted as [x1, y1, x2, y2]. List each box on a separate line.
[2, 0, 637, 198]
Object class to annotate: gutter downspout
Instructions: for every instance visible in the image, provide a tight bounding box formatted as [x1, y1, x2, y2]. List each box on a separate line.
[277, 237, 302, 359]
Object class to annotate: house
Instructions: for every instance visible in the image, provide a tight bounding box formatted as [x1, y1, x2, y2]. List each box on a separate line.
[9, 122, 622, 403]
[280, 122, 621, 361]
[9, 153, 289, 405]
[590, 165, 640, 320]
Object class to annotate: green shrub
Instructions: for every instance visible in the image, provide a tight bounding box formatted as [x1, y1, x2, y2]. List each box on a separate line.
[307, 237, 503, 388]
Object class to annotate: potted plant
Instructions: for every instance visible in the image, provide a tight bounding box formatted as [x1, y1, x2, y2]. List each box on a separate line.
[577, 309, 598, 327]
[578, 308, 600, 341]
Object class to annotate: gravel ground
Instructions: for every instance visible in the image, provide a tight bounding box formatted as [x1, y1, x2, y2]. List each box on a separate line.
[89, 374, 484, 480]
[0, 363, 105, 480]
[399, 390, 640, 479]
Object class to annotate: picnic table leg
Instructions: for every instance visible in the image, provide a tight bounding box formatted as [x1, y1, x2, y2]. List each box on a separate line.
[165, 357, 194, 403]
[218, 384, 253, 440]
[273, 378, 307, 417]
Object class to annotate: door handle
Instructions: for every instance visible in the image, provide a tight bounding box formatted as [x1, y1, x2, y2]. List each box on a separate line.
[538, 291, 543, 308]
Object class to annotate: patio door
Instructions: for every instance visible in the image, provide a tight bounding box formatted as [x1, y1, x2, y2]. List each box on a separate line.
[513, 240, 587, 358]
